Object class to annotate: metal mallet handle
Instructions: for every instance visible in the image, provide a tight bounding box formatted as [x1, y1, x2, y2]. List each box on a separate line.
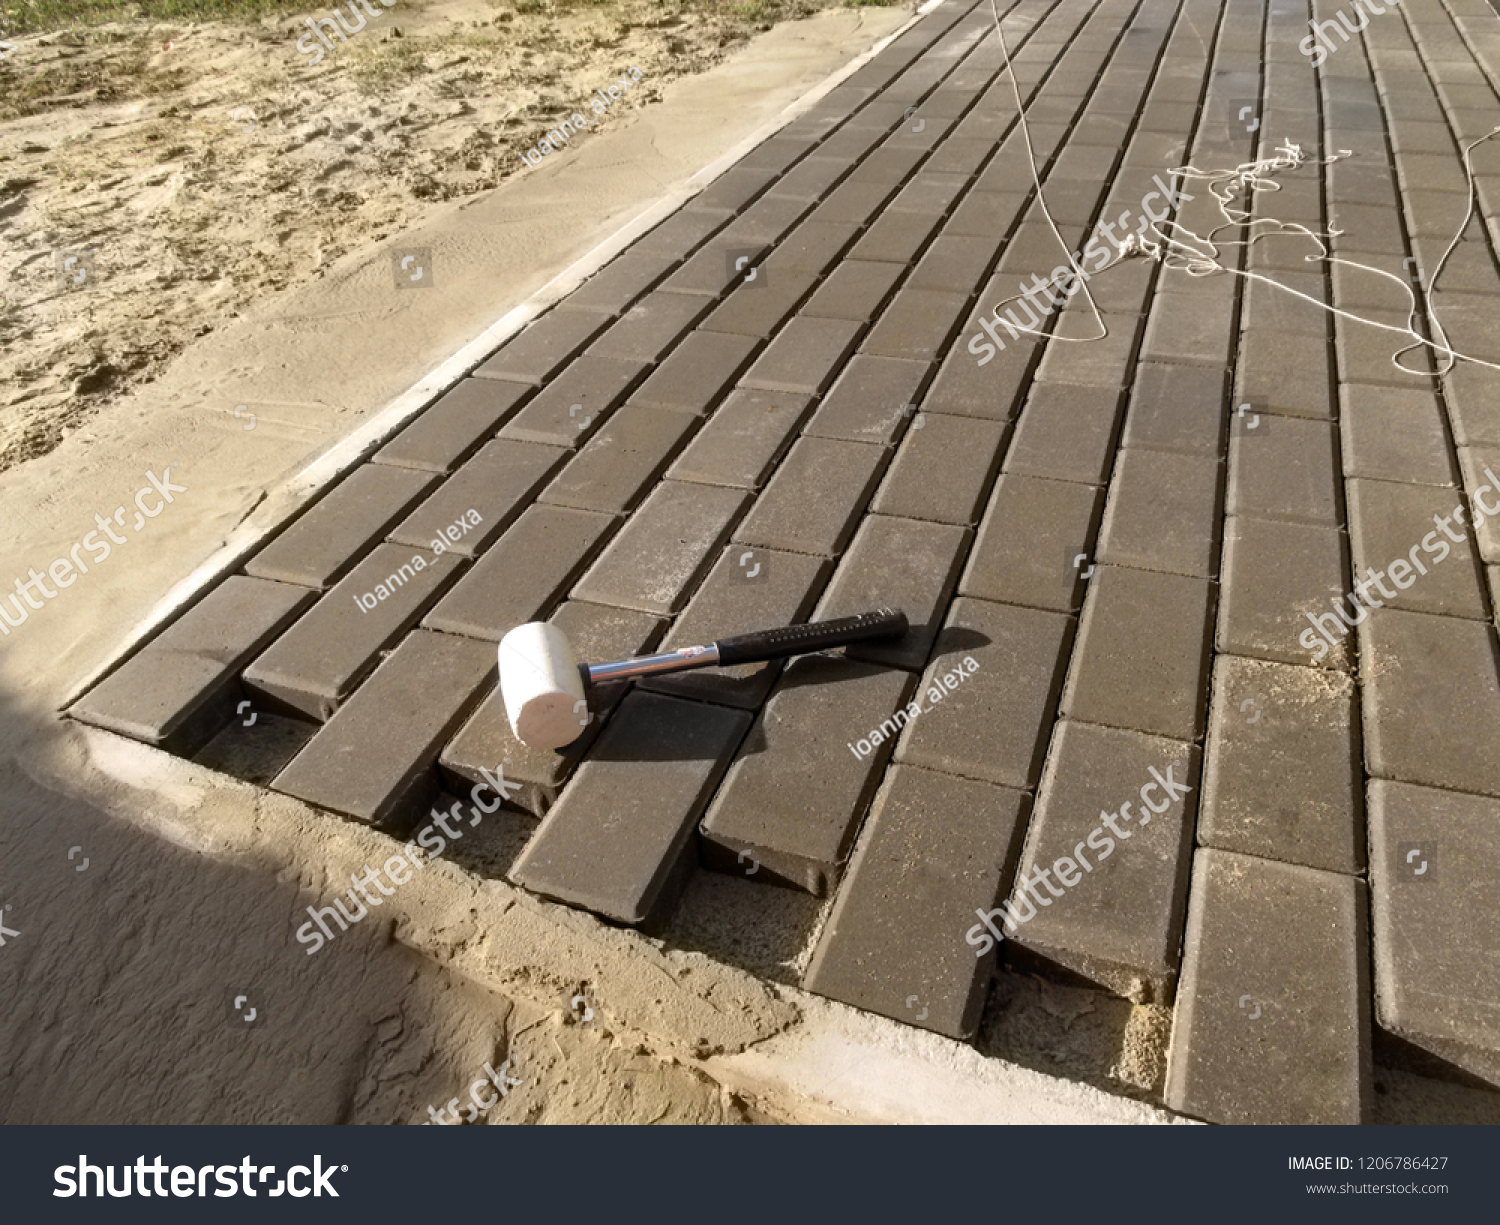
[582, 608, 908, 685]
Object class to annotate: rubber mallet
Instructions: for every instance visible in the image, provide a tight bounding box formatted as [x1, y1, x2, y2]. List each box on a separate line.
[498, 608, 908, 749]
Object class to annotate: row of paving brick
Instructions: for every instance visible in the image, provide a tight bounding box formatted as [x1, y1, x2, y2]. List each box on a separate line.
[67, 0, 1500, 1124]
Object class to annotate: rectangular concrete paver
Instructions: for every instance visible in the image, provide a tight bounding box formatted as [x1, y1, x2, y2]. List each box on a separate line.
[244, 544, 466, 721]
[1007, 719, 1200, 1002]
[510, 692, 751, 928]
[245, 464, 438, 590]
[732, 437, 887, 558]
[497, 355, 651, 448]
[803, 764, 1029, 1040]
[700, 655, 916, 895]
[537, 405, 699, 515]
[572, 481, 748, 616]
[374, 379, 532, 474]
[272, 630, 497, 829]
[69, 576, 315, 753]
[869, 413, 1009, 525]
[664, 388, 813, 490]
[1165, 848, 1371, 1125]
[739, 316, 864, 396]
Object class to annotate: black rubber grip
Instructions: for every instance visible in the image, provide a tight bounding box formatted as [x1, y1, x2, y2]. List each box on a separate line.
[714, 608, 908, 667]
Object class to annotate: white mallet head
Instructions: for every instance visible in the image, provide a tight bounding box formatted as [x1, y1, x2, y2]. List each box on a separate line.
[498, 622, 588, 750]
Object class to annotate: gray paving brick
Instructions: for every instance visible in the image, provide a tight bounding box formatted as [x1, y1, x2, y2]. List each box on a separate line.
[273, 629, 497, 829]
[1360, 606, 1500, 798]
[563, 248, 678, 315]
[1200, 655, 1362, 873]
[736, 135, 816, 174]
[739, 316, 863, 396]
[803, 765, 1029, 1040]
[871, 413, 1009, 526]
[244, 543, 466, 721]
[764, 156, 847, 202]
[1457, 446, 1500, 566]
[1346, 479, 1488, 620]
[511, 692, 751, 927]
[1007, 720, 1199, 1002]
[388, 438, 567, 557]
[696, 271, 821, 339]
[1098, 448, 1223, 579]
[1164, 849, 1371, 1124]
[924, 324, 1039, 420]
[572, 480, 748, 615]
[1220, 516, 1355, 670]
[586, 292, 713, 364]
[664, 388, 813, 490]
[470, 308, 609, 385]
[800, 260, 906, 322]
[423, 504, 616, 641]
[1227, 416, 1342, 526]
[759, 220, 861, 277]
[626, 330, 760, 413]
[894, 596, 1075, 790]
[861, 289, 970, 362]
[1032, 311, 1140, 389]
[1369, 779, 1500, 1062]
[849, 210, 946, 266]
[537, 405, 698, 515]
[1062, 565, 1215, 741]
[908, 236, 1002, 296]
[1240, 269, 1330, 335]
[887, 170, 972, 215]
[812, 516, 969, 671]
[1122, 362, 1228, 458]
[641, 546, 830, 710]
[496, 354, 650, 449]
[662, 238, 774, 297]
[70, 577, 315, 753]
[1339, 383, 1456, 486]
[700, 655, 916, 895]
[691, 166, 776, 214]
[630, 207, 732, 263]
[1234, 329, 1335, 419]
[942, 190, 1029, 239]
[438, 601, 666, 817]
[374, 379, 531, 474]
[1444, 362, 1500, 447]
[1139, 287, 1237, 369]
[1004, 381, 1127, 486]
[1336, 311, 1436, 385]
[803, 356, 932, 446]
[923, 137, 996, 177]
[808, 177, 899, 227]
[245, 464, 438, 590]
[732, 437, 887, 557]
[960, 473, 1103, 613]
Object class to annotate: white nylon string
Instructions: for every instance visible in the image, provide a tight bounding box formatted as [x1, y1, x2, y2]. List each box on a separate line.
[982, 0, 1500, 376]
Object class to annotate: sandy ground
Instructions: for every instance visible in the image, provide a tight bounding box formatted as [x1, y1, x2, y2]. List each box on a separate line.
[0, 0, 894, 473]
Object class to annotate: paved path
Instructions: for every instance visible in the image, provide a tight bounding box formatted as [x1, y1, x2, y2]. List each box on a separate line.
[68, 0, 1500, 1123]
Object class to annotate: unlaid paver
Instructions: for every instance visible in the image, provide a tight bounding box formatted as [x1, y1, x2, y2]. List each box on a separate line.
[1164, 848, 1371, 1125]
[510, 692, 751, 928]
[1368, 779, 1500, 1065]
[438, 600, 665, 817]
[572, 480, 748, 615]
[374, 379, 532, 474]
[803, 765, 1029, 1040]
[423, 504, 616, 641]
[1200, 656, 1362, 874]
[69, 576, 315, 753]
[641, 546, 830, 710]
[244, 544, 466, 721]
[732, 437, 887, 557]
[1061, 565, 1215, 742]
[1007, 719, 1199, 1002]
[273, 629, 497, 828]
[1360, 606, 1500, 798]
[894, 596, 1075, 790]
[388, 438, 567, 557]
[811, 515, 969, 672]
[245, 464, 438, 590]
[700, 655, 916, 895]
